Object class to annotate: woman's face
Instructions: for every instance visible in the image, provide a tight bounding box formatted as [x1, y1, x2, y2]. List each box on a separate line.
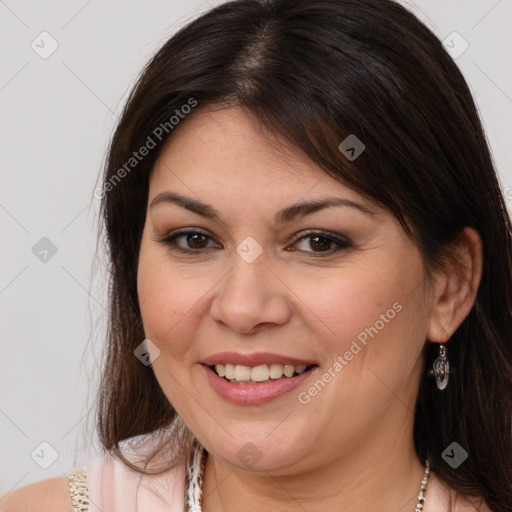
[137, 107, 434, 474]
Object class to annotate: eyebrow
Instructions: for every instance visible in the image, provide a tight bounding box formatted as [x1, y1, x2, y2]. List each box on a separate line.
[150, 191, 377, 224]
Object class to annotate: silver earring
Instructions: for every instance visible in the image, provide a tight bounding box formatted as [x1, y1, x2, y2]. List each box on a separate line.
[431, 344, 449, 390]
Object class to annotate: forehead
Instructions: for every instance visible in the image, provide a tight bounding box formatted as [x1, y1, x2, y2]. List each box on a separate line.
[149, 107, 366, 206]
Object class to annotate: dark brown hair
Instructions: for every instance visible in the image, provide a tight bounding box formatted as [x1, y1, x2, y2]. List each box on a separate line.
[95, 0, 512, 509]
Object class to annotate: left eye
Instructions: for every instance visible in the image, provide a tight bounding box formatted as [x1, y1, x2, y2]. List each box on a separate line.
[288, 231, 351, 256]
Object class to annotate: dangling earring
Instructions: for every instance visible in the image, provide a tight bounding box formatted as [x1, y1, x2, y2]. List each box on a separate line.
[430, 343, 449, 390]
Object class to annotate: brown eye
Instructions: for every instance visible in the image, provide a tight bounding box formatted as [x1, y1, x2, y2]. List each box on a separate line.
[287, 231, 351, 257]
[158, 230, 218, 253]
[185, 233, 209, 249]
[308, 235, 333, 252]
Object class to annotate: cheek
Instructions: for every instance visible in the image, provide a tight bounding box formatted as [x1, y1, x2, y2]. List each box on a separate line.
[288, 260, 428, 432]
[289, 252, 426, 365]
[137, 239, 224, 366]
[137, 242, 194, 359]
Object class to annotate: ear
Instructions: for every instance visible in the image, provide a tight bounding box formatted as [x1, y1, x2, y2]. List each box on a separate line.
[426, 227, 483, 343]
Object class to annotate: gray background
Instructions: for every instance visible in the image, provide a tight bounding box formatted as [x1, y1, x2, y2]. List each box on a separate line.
[1, 0, 511, 497]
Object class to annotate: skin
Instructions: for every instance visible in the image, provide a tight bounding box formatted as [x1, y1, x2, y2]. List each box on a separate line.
[137, 107, 484, 512]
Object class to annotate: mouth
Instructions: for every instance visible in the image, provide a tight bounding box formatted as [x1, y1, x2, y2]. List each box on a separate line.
[202, 361, 320, 405]
[208, 363, 318, 384]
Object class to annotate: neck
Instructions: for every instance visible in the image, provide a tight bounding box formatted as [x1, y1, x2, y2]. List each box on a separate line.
[201, 414, 426, 512]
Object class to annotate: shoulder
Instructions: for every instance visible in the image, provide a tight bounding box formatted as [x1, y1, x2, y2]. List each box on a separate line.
[0, 430, 191, 512]
[0, 476, 72, 512]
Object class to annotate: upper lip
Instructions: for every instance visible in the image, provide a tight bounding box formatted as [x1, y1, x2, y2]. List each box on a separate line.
[202, 351, 318, 367]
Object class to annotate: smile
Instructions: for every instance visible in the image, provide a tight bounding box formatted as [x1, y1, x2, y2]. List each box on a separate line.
[202, 363, 319, 405]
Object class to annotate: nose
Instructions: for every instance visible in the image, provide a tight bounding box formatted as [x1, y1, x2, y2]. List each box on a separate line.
[209, 250, 292, 335]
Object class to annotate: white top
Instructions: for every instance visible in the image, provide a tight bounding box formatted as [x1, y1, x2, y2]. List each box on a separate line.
[66, 434, 206, 512]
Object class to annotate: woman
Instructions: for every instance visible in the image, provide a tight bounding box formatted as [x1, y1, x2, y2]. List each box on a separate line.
[4, 0, 511, 511]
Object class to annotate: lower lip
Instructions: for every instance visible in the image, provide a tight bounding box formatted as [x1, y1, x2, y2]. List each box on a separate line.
[202, 364, 318, 405]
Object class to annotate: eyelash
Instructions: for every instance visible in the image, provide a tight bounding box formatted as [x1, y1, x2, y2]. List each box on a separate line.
[155, 229, 351, 257]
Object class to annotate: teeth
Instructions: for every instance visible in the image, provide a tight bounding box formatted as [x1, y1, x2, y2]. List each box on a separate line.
[224, 364, 235, 380]
[283, 364, 294, 377]
[213, 363, 311, 383]
[251, 364, 269, 381]
[234, 365, 251, 381]
[269, 364, 283, 379]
